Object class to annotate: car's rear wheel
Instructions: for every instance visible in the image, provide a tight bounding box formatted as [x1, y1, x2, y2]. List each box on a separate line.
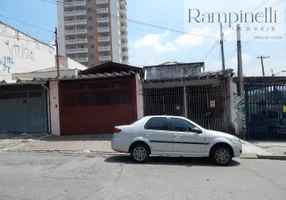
[211, 145, 232, 166]
[130, 144, 150, 163]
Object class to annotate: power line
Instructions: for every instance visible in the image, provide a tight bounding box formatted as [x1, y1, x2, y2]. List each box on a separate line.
[225, 0, 282, 40]
[0, 33, 52, 45]
[0, 14, 53, 33]
[226, 17, 286, 67]
[203, 39, 219, 61]
[40, 0, 218, 40]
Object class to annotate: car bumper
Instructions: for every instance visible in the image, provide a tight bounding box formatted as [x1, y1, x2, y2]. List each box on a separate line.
[111, 135, 129, 153]
[233, 143, 242, 157]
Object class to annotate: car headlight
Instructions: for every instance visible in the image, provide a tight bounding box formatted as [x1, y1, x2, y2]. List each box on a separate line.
[232, 137, 242, 144]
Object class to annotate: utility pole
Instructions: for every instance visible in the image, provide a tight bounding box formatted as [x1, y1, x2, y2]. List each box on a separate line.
[54, 28, 60, 78]
[236, 24, 244, 97]
[257, 55, 270, 77]
[220, 23, 226, 71]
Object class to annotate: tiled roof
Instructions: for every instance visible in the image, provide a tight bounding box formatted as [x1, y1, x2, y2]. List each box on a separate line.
[0, 71, 136, 85]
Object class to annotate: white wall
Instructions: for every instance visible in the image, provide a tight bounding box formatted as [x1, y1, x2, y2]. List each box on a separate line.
[49, 80, 60, 136]
[57, 0, 66, 57]
[0, 22, 55, 83]
[66, 57, 87, 70]
[12, 69, 79, 80]
[135, 73, 144, 119]
[110, 0, 121, 63]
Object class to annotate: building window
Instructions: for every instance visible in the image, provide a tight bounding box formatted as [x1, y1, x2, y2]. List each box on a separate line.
[88, 17, 92, 22]
[90, 44, 94, 50]
[87, 0, 92, 3]
[88, 26, 93, 32]
[87, 8, 92, 12]
[90, 54, 94, 60]
[88, 36, 94, 41]
[90, 64, 94, 68]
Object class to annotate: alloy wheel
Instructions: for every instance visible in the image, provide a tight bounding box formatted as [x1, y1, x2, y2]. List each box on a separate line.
[214, 148, 230, 164]
[132, 146, 147, 162]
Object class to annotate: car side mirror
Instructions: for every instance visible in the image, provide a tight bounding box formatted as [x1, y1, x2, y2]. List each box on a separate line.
[192, 127, 202, 134]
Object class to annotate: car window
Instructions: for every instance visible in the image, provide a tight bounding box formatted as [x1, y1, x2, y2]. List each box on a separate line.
[144, 117, 169, 131]
[169, 117, 196, 132]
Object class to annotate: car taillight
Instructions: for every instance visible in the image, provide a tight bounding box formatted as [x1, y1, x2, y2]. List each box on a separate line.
[113, 128, 122, 133]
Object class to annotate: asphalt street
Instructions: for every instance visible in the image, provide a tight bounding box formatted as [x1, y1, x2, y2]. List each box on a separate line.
[0, 153, 286, 200]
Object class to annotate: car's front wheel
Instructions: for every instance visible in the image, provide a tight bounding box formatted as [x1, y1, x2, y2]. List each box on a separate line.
[130, 143, 150, 163]
[211, 145, 233, 166]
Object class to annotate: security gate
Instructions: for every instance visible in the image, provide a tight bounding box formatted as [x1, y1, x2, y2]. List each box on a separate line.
[0, 85, 48, 133]
[143, 87, 184, 116]
[186, 84, 228, 132]
[245, 84, 286, 140]
[143, 80, 233, 133]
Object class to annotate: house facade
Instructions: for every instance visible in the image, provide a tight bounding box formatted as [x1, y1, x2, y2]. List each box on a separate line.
[50, 62, 143, 135]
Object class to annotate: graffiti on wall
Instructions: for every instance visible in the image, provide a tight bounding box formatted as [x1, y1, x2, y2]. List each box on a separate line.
[0, 56, 13, 73]
[5, 40, 35, 61]
[233, 93, 246, 134]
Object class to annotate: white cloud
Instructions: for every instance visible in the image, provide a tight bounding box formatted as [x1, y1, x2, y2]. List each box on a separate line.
[129, 26, 218, 66]
[174, 27, 212, 46]
[132, 30, 177, 55]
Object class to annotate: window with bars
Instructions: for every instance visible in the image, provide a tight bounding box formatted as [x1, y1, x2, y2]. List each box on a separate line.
[63, 90, 132, 107]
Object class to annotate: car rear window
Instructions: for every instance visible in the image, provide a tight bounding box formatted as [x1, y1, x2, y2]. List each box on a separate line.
[144, 117, 169, 131]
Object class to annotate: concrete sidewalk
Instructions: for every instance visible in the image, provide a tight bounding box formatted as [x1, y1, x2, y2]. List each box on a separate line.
[1, 133, 286, 160]
[248, 141, 286, 159]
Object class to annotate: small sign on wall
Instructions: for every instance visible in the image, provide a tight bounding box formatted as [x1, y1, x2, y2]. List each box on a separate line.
[283, 105, 286, 113]
[210, 100, 215, 108]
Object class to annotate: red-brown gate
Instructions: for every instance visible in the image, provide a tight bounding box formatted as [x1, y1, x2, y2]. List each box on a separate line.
[59, 78, 137, 135]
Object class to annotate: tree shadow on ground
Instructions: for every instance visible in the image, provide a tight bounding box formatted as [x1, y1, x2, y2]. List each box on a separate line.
[105, 155, 240, 167]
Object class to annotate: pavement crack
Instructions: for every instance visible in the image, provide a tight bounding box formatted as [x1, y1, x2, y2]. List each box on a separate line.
[115, 164, 124, 181]
[242, 165, 286, 192]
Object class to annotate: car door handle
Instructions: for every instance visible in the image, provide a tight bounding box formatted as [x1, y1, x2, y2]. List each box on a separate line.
[174, 135, 182, 139]
[144, 132, 150, 136]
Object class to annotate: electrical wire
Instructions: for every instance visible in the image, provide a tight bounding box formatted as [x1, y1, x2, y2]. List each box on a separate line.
[203, 39, 219, 61]
[0, 14, 53, 33]
[225, 17, 286, 67]
[225, 0, 282, 40]
[0, 33, 53, 46]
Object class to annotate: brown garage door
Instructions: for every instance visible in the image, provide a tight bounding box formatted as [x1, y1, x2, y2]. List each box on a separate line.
[59, 78, 137, 135]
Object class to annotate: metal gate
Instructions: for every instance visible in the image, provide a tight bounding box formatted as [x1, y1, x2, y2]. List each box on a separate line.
[245, 84, 286, 140]
[59, 78, 137, 135]
[186, 84, 228, 132]
[143, 80, 232, 133]
[0, 85, 48, 133]
[143, 87, 184, 116]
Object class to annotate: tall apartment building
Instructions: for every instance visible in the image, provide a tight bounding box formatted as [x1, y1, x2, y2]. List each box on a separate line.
[57, 0, 128, 68]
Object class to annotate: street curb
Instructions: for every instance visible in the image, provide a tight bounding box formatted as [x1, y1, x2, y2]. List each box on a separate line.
[239, 155, 259, 159]
[3, 149, 121, 156]
[257, 155, 286, 161]
[1, 134, 50, 152]
[4, 149, 286, 161]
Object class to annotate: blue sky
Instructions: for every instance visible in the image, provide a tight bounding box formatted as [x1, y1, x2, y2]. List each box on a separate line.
[0, 0, 286, 76]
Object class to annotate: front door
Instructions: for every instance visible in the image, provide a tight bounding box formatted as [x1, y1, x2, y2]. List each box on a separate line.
[143, 117, 174, 152]
[169, 117, 206, 154]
